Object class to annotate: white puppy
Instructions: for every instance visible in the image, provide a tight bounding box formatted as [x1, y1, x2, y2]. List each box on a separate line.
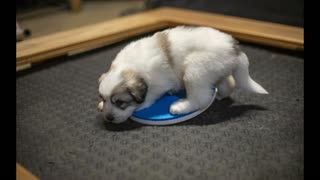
[98, 26, 268, 123]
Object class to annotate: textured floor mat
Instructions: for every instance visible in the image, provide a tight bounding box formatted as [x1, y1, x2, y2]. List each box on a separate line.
[16, 37, 304, 180]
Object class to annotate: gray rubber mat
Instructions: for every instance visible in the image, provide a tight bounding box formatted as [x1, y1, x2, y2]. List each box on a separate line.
[16, 37, 304, 180]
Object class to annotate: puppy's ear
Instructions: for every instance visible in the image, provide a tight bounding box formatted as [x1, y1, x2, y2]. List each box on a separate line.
[99, 73, 107, 83]
[127, 78, 148, 104]
[122, 70, 148, 104]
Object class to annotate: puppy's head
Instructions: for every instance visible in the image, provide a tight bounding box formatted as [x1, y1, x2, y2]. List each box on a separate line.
[98, 67, 148, 123]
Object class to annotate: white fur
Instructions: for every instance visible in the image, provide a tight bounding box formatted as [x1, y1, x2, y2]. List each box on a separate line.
[99, 26, 268, 123]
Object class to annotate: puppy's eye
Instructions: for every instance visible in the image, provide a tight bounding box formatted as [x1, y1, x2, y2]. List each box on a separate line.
[115, 100, 125, 106]
[115, 100, 128, 109]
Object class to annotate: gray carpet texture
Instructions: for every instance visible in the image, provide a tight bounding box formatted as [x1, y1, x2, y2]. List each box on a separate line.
[16, 35, 304, 180]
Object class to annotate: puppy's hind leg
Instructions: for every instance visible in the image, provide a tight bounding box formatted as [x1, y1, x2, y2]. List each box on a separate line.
[216, 75, 236, 100]
[170, 67, 213, 115]
[233, 52, 268, 94]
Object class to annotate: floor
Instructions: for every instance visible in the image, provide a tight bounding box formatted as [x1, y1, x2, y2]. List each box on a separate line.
[16, 1, 303, 179]
[16, 37, 304, 180]
[17, 0, 145, 39]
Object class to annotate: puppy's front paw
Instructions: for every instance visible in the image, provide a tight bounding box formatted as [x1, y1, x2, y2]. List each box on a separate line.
[98, 101, 104, 112]
[216, 94, 227, 100]
[170, 99, 196, 115]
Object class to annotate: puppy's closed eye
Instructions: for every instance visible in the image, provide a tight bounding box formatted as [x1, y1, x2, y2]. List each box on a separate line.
[111, 97, 130, 110]
[114, 100, 129, 109]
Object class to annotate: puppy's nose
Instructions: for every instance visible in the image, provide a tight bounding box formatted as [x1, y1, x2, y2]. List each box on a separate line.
[106, 114, 114, 121]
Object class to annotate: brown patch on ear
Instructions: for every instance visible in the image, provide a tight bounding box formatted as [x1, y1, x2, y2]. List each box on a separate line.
[122, 69, 137, 80]
[110, 83, 133, 108]
[122, 69, 148, 104]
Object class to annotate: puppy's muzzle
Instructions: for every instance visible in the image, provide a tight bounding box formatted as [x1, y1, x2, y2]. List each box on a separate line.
[105, 114, 114, 121]
[98, 101, 114, 121]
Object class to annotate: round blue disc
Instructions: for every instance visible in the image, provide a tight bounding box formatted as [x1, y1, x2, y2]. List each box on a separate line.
[131, 87, 217, 125]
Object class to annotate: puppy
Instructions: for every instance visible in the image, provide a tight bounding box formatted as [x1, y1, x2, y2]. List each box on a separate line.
[98, 26, 268, 123]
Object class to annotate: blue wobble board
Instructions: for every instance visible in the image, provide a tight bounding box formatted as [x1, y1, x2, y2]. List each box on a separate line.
[131, 87, 217, 125]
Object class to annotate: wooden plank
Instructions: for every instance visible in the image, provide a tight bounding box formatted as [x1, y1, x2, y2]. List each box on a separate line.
[16, 21, 170, 66]
[16, 10, 167, 64]
[69, 0, 82, 12]
[155, 8, 303, 50]
[16, 7, 303, 67]
[16, 63, 31, 72]
[16, 163, 38, 180]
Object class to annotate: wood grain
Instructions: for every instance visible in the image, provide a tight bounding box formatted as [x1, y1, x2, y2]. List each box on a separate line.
[154, 8, 303, 50]
[16, 163, 38, 180]
[16, 7, 304, 67]
[69, 0, 82, 12]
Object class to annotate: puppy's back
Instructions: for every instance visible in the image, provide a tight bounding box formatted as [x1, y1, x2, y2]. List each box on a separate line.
[166, 26, 236, 52]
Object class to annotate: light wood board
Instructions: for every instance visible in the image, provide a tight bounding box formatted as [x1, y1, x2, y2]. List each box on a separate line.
[16, 163, 39, 180]
[16, 7, 303, 67]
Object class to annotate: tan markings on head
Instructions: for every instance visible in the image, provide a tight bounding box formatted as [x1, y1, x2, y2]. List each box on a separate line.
[108, 69, 139, 102]
[156, 32, 174, 68]
[111, 82, 132, 104]
[109, 63, 117, 71]
[122, 69, 139, 82]
[120, 69, 148, 104]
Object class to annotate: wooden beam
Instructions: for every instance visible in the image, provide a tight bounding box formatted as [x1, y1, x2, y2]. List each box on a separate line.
[16, 163, 39, 180]
[69, 0, 82, 12]
[16, 7, 303, 67]
[152, 8, 303, 50]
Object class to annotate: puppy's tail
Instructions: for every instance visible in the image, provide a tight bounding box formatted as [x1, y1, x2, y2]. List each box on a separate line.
[232, 52, 268, 94]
